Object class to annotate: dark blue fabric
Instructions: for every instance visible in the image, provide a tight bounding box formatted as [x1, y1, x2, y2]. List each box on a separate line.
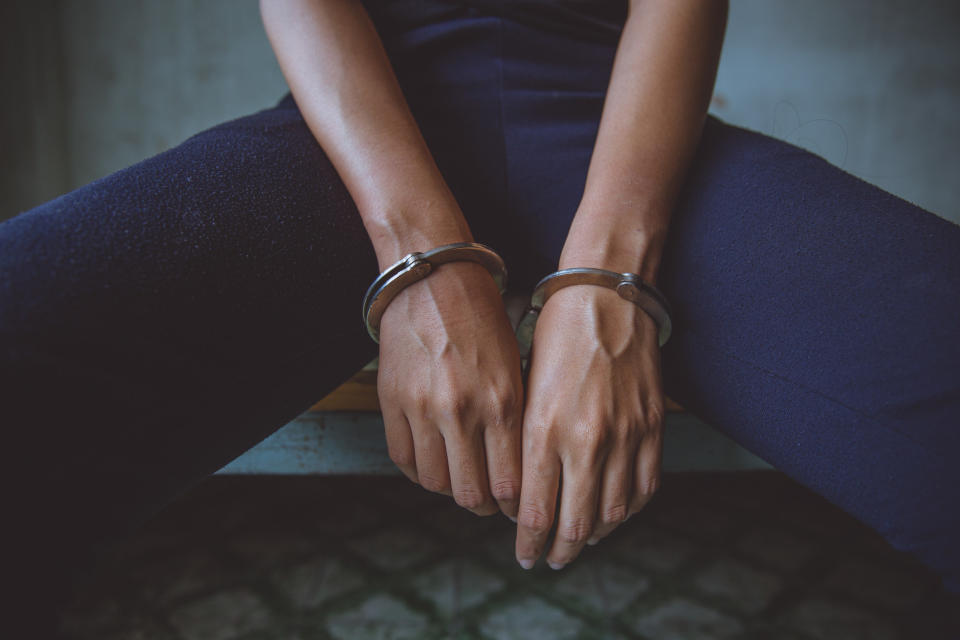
[2, 0, 958, 630]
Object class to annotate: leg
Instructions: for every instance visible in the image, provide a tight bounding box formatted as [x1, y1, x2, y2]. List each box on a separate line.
[656, 116, 960, 594]
[421, 3, 960, 595]
[0, 96, 381, 628]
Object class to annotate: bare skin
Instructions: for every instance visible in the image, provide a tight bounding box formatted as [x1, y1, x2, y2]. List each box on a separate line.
[516, 0, 728, 570]
[260, 0, 728, 566]
[260, 0, 523, 519]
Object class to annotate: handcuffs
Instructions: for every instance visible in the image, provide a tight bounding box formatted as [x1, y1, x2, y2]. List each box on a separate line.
[361, 242, 508, 344]
[362, 242, 672, 375]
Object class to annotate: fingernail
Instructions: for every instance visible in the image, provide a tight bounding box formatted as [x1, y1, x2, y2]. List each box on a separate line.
[547, 560, 566, 570]
[518, 558, 534, 570]
[586, 537, 599, 546]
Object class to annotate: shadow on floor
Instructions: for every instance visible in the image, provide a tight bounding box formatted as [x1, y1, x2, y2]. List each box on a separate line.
[59, 472, 959, 639]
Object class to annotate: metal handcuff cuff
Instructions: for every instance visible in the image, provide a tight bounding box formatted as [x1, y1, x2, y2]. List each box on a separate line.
[362, 244, 673, 377]
[514, 268, 673, 375]
[362, 242, 508, 343]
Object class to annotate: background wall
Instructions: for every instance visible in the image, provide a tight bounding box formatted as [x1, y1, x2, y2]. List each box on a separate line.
[2, 0, 959, 225]
[2, 0, 287, 219]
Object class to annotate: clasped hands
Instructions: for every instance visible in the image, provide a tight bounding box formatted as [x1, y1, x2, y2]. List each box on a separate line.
[377, 259, 665, 570]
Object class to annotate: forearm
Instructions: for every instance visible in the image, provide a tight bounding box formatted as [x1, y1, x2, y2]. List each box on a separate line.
[559, 0, 728, 284]
[260, 0, 472, 269]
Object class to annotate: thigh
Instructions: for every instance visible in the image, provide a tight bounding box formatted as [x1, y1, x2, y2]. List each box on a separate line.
[394, 4, 960, 595]
[657, 116, 960, 593]
[0, 97, 381, 623]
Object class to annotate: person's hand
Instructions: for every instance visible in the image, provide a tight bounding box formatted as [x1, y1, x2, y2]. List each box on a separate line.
[514, 284, 664, 569]
[378, 260, 524, 519]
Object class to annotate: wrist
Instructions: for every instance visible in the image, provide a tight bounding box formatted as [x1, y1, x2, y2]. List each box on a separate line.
[558, 216, 666, 286]
[363, 196, 475, 270]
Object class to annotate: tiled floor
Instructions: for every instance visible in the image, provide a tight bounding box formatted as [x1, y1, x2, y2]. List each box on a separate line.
[58, 472, 959, 639]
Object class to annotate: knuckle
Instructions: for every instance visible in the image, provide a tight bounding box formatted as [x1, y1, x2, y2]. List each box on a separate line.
[639, 474, 661, 497]
[418, 472, 449, 494]
[453, 485, 486, 510]
[490, 395, 520, 430]
[491, 478, 520, 502]
[517, 505, 552, 534]
[644, 400, 665, 429]
[601, 503, 629, 526]
[436, 389, 471, 422]
[523, 419, 553, 445]
[492, 380, 521, 415]
[410, 393, 430, 417]
[612, 418, 637, 446]
[388, 447, 414, 469]
[570, 424, 609, 461]
[557, 518, 593, 545]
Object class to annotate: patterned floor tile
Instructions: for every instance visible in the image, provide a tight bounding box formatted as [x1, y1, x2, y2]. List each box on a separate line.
[130, 548, 247, 606]
[551, 556, 651, 616]
[55, 474, 959, 640]
[624, 596, 744, 640]
[269, 553, 367, 610]
[167, 588, 274, 640]
[326, 593, 432, 640]
[411, 557, 506, 618]
[477, 595, 586, 640]
[691, 556, 783, 615]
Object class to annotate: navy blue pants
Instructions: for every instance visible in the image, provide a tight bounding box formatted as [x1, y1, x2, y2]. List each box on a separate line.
[2, 0, 958, 627]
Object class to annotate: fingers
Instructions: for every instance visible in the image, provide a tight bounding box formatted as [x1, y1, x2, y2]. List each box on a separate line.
[483, 390, 523, 519]
[484, 423, 522, 520]
[375, 261, 525, 518]
[421, 376, 522, 516]
[389, 387, 521, 516]
[445, 426, 499, 516]
[515, 441, 561, 569]
[586, 444, 634, 546]
[383, 406, 418, 484]
[629, 427, 663, 517]
[545, 459, 602, 569]
[405, 419, 452, 496]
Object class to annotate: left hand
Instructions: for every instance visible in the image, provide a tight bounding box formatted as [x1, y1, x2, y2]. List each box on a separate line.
[514, 283, 665, 570]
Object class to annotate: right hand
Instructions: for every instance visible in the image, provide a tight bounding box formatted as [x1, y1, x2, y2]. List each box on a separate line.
[377, 259, 524, 519]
